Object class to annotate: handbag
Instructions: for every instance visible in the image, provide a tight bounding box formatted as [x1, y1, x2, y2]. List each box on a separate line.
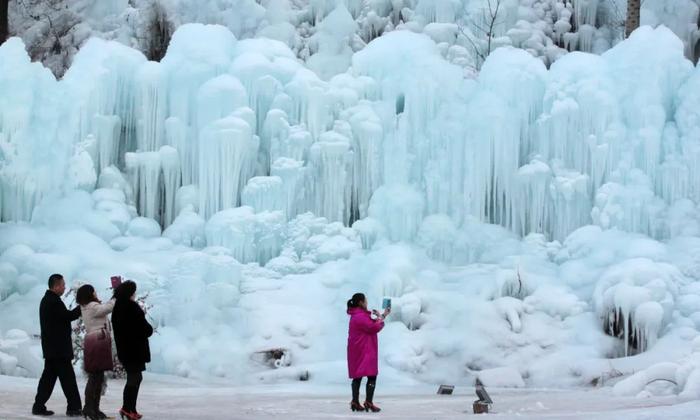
[84, 324, 114, 373]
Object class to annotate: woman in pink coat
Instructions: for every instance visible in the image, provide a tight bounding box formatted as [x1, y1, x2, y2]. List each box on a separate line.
[346, 293, 390, 413]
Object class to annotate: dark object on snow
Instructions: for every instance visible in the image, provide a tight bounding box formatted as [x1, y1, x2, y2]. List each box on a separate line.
[252, 348, 291, 368]
[437, 384, 454, 395]
[112, 299, 153, 372]
[351, 376, 377, 405]
[33, 358, 83, 415]
[299, 370, 310, 381]
[83, 371, 105, 420]
[395, 93, 405, 115]
[34, 288, 83, 415]
[475, 378, 493, 404]
[473, 401, 489, 414]
[39, 290, 81, 360]
[31, 406, 54, 416]
[112, 286, 152, 416]
[473, 378, 493, 414]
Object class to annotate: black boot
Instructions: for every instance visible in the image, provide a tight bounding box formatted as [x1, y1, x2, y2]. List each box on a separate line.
[82, 390, 97, 420]
[32, 405, 54, 416]
[351, 378, 361, 405]
[363, 401, 381, 413]
[93, 378, 106, 419]
[364, 376, 379, 412]
[83, 373, 101, 420]
[365, 376, 376, 404]
[350, 401, 364, 412]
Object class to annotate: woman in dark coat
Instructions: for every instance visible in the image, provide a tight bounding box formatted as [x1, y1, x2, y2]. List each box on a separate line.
[111, 281, 152, 420]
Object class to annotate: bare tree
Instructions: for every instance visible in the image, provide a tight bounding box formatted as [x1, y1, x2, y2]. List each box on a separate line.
[15, 0, 80, 75]
[143, 1, 171, 61]
[0, 0, 8, 44]
[458, 0, 503, 70]
[625, 0, 640, 37]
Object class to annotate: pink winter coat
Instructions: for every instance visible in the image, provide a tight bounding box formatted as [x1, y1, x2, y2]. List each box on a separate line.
[347, 307, 384, 378]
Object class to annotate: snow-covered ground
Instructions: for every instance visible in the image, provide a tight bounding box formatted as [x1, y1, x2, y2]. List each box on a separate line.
[1, 373, 699, 419]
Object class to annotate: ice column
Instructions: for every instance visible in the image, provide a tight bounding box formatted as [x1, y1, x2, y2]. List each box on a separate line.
[136, 62, 167, 152]
[516, 158, 551, 236]
[125, 151, 162, 221]
[164, 117, 192, 184]
[344, 102, 383, 219]
[241, 176, 285, 213]
[160, 146, 181, 227]
[94, 114, 122, 171]
[271, 158, 307, 218]
[308, 128, 353, 223]
[198, 115, 259, 220]
[286, 74, 331, 140]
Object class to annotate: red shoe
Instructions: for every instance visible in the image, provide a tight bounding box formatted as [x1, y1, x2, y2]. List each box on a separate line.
[119, 408, 140, 420]
[350, 401, 364, 412]
[364, 401, 381, 412]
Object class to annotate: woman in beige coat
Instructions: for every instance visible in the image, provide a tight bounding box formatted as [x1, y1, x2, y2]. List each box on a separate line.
[77, 284, 115, 420]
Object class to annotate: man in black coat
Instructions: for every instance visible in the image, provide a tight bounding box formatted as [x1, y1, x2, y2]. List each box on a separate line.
[32, 274, 83, 417]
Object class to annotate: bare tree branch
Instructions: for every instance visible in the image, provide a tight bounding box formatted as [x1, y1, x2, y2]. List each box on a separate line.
[458, 0, 503, 71]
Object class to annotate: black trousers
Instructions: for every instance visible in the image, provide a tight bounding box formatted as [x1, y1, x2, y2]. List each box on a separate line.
[34, 358, 82, 412]
[122, 370, 143, 412]
[351, 376, 377, 403]
[84, 371, 105, 413]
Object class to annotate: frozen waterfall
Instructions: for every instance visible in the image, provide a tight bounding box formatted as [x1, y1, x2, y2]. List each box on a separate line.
[0, 24, 699, 248]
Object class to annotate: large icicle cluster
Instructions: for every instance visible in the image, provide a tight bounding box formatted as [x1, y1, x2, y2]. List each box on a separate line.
[0, 24, 699, 263]
[593, 258, 683, 356]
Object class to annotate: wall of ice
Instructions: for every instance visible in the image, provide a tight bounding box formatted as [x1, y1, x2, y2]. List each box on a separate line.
[1, 24, 699, 248]
[1, 24, 700, 384]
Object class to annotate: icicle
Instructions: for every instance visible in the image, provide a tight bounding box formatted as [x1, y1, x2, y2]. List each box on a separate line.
[368, 185, 424, 242]
[159, 146, 181, 227]
[94, 114, 121, 171]
[241, 176, 285, 214]
[417, 214, 457, 262]
[351, 217, 382, 250]
[573, 0, 599, 28]
[343, 102, 383, 220]
[516, 158, 551, 236]
[196, 75, 248, 132]
[205, 206, 284, 264]
[271, 158, 307, 219]
[250, 75, 283, 135]
[125, 151, 162, 221]
[549, 162, 591, 240]
[0, 172, 41, 222]
[164, 117, 194, 185]
[198, 115, 259, 220]
[136, 62, 167, 152]
[308, 129, 353, 223]
[286, 73, 332, 139]
[577, 25, 596, 53]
